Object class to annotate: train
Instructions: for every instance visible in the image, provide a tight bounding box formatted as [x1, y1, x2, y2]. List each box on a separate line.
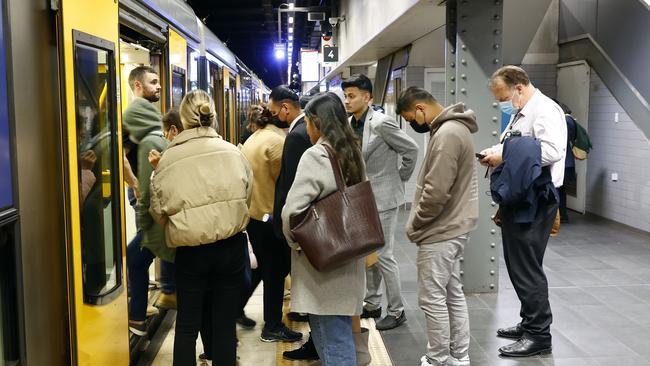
[0, 0, 270, 365]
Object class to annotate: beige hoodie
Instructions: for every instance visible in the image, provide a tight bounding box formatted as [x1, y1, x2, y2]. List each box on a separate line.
[406, 103, 479, 244]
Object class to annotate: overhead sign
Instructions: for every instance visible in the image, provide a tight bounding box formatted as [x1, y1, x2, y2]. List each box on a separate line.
[323, 46, 338, 63]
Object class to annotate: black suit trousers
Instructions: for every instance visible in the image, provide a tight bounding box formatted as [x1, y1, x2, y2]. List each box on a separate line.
[500, 198, 558, 343]
[241, 219, 291, 330]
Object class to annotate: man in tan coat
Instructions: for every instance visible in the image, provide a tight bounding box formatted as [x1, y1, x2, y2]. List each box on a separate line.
[397, 87, 479, 366]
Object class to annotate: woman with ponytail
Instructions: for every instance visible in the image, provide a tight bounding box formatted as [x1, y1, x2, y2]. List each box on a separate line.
[149, 90, 253, 366]
[281, 92, 366, 366]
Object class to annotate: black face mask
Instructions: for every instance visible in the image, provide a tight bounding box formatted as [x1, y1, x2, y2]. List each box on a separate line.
[272, 114, 289, 129]
[409, 120, 430, 133]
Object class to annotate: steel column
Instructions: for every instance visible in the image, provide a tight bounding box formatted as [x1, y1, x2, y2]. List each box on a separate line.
[446, 0, 504, 292]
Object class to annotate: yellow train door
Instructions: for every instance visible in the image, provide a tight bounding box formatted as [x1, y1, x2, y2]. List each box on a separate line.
[56, 1, 129, 365]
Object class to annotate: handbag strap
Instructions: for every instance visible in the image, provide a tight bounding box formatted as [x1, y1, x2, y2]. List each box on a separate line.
[322, 143, 346, 192]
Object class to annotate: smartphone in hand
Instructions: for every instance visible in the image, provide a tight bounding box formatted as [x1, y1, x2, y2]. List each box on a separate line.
[475, 152, 486, 160]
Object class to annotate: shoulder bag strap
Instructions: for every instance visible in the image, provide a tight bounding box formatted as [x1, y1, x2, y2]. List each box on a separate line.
[322, 144, 346, 192]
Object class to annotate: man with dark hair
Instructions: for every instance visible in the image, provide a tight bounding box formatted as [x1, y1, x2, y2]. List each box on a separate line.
[342, 74, 419, 331]
[397, 87, 478, 366]
[238, 85, 304, 344]
[128, 66, 159, 102]
[480, 65, 566, 357]
[123, 66, 176, 336]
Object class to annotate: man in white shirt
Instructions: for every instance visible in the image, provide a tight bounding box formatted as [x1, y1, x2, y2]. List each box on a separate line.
[480, 65, 566, 358]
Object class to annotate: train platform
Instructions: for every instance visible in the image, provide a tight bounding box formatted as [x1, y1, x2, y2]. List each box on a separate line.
[139, 209, 650, 366]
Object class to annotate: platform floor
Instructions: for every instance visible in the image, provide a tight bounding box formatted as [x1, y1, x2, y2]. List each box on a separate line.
[144, 210, 650, 365]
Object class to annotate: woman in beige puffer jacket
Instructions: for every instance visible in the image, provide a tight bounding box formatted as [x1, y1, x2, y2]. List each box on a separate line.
[149, 90, 252, 366]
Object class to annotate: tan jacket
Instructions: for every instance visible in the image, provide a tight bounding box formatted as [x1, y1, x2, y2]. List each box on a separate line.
[407, 103, 479, 244]
[150, 127, 253, 247]
[241, 124, 285, 221]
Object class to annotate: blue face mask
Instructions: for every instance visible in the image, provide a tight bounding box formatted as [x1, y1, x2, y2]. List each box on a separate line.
[499, 90, 519, 115]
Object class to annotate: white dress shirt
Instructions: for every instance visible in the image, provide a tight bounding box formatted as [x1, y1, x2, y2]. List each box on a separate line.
[288, 112, 306, 133]
[489, 89, 567, 187]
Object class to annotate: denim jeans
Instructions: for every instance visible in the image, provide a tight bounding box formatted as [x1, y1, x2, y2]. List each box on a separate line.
[309, 314, 356, 366]
[173, 233, 245, 366]
[126, 231, 176, 321]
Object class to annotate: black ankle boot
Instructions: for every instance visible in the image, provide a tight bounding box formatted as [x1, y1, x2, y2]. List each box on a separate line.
[282, 334, 319, 360]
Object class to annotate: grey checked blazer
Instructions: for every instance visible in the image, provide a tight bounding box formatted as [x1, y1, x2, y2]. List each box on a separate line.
[353, 108, 419, 212]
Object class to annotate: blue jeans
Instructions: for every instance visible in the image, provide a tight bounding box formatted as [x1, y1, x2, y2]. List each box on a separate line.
[309, 314, 356, 366]
[126, 231, 176, 321]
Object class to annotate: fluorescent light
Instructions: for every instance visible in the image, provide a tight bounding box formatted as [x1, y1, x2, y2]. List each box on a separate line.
[288, 27, 293, 34]
[288, 35, 293, 41]
[288, 2, 294, 10]
[289, 16, 294, 24]
[274, 49, 285, 60]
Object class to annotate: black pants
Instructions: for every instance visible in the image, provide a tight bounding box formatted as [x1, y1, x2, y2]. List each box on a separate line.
[241, 219, 291, 330]
[173, 233, 245, 366]
[501, 198, 558, 344]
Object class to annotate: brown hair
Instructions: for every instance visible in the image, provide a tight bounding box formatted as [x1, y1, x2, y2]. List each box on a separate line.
[128, 65, 157, 91]
[489, 65, 530, 89]
[162, 109, 183, 132]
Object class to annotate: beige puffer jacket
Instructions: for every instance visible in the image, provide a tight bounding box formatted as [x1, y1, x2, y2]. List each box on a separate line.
[150, 127, 253, 247]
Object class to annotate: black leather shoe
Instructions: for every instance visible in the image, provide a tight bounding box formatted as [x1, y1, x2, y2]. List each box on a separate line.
[375, 311, 407, 330]
[499, 337, 552, 357]
[287, 311, 309, 322]
[283, 334, 319, 361]
[236, 314, 256, 329]
[496, 324, 523, 339]
[360, 307, 382, 319]
[260, 324, 303, 342]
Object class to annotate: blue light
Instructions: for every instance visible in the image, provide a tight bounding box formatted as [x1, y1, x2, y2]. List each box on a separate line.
[275, 49, 285, 60]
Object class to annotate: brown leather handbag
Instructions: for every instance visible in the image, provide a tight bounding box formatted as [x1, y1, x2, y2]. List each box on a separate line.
[289, 144, 385, 272]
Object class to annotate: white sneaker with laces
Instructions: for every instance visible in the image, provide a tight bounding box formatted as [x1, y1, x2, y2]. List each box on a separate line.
[447, 355, 470, 366]
[420, 355, 432, 366]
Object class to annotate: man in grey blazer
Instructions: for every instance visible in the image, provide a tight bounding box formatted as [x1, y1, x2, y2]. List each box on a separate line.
[342, 74, 419, 330]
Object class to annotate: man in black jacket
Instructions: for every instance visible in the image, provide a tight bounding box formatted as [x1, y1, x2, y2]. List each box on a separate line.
[267, 86, 320, 360]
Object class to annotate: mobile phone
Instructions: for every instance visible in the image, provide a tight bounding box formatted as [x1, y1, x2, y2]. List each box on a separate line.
[475, 152, 486, 160]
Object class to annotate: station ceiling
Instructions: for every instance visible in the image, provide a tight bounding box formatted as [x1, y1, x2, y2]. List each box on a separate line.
[187, 0, 333, 88]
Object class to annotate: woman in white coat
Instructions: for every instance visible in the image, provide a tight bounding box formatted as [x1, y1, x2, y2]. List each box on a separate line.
[281, 92, 366, 366]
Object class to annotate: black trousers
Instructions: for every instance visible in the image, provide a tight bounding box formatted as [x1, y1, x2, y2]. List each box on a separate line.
[501, 198, 558, 343]
[241, 219, 291, 330]
[173, 233, 245, 366]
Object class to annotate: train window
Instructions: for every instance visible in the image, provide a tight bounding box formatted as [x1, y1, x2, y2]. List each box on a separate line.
[188, 48, 199, 91]
[171, 66, 186, 109]
[73, 34, 122, 304]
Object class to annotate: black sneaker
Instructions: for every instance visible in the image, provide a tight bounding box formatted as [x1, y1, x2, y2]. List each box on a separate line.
[287, 311, 309, 322]
[260, 324, 303, 342]
[375, 311, 407, 330]
[360, 307, 382, 319]
[236, 314, 257, 329]
[128, 321, 147, 336]
[283, 334, 319, 360]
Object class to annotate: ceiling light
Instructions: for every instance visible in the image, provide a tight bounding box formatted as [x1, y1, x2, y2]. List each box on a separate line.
[289, 27, 293, 34]
[289, 16, 294, 24]
[288, 2, 294, 10]
[275, 49, 286, 60]
[288, 35, 293, 41]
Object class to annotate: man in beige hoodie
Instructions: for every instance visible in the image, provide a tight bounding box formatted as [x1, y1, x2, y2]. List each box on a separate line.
[397, 87, 479, 366]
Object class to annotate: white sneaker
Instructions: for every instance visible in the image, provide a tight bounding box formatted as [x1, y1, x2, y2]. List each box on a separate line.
[420, 355, 432, 366]
[146, 304, 159, 317]
[447, 355, 470, 366]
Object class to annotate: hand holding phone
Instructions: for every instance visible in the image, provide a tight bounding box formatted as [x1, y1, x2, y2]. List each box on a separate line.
[475, 152, 486, 160]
